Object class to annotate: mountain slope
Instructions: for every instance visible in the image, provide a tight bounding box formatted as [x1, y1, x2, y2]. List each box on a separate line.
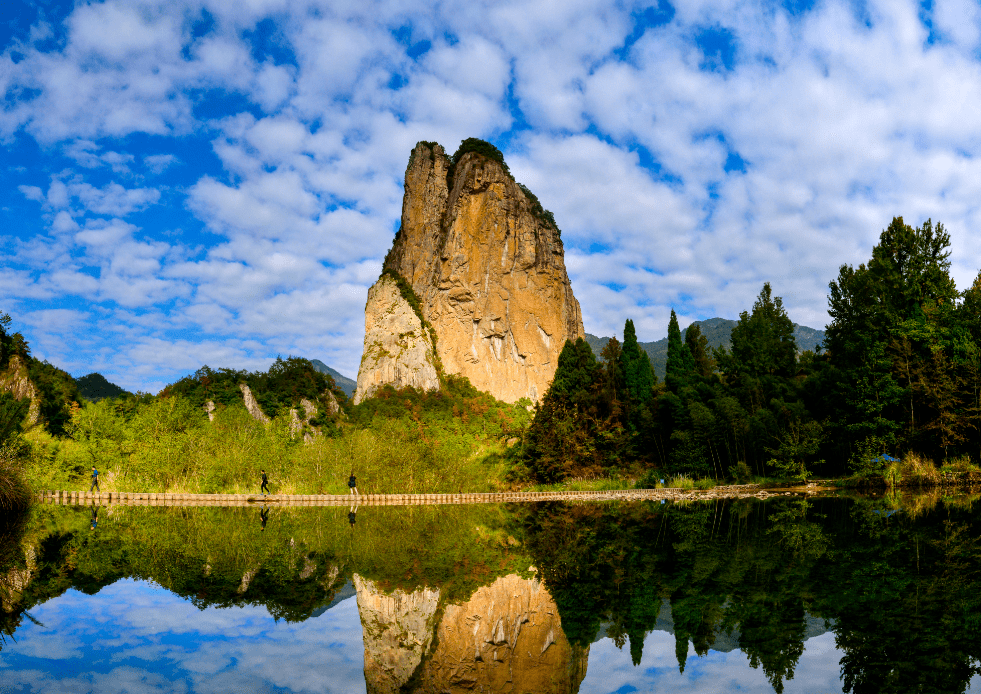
[76, 373, 130, 402]
[310, 360, 356, 397]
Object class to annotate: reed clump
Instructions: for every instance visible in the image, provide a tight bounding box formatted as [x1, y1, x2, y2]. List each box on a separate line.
[0, 442, 31, 511]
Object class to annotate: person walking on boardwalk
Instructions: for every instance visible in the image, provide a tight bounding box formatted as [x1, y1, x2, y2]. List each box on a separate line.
[260, 469, 270, 495]
[90, 466, 100, 493]
[348, 471, 358, 497]
[259, 506, 269, 531]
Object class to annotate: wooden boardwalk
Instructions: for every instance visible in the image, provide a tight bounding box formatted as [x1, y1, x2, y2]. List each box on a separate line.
[36, 486, 802, 507]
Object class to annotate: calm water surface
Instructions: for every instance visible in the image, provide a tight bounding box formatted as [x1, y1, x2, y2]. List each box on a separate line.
[1, 494, 979, 693]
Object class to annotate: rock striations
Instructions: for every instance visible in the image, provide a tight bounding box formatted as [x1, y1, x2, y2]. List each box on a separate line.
[354, 572, 588, 694]
[355, 141, 584, 404]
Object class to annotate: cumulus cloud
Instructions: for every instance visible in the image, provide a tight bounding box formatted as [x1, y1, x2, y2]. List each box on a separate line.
[1, 579, 368, 694]
[4, 0, 981, 388]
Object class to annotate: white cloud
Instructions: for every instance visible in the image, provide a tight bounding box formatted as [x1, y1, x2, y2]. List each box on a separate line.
[5, 0, 981, 385]
[144, 153, 178, 174]
[2, 580, 367, 694]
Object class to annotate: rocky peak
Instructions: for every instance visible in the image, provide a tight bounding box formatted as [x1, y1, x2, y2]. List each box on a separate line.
[357, 140, 584, 404]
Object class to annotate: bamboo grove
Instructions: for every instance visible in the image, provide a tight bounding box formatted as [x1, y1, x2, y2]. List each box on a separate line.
[517, 217, 981, 483]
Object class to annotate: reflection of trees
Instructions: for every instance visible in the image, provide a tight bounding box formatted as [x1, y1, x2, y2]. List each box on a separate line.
[0, 506, 30, 652]
[1, 503, 534, 639]
[825, 507, 981, 694]
[516, 499, 826, 691]
[520, 496, 981, 694]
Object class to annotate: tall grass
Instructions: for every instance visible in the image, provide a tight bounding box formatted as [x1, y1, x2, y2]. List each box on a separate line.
[0, 442, 31, 510]
[25, 394, 512, 495]
[858, 452, 981, 489]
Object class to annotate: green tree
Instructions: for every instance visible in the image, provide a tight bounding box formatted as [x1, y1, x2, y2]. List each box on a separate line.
[665, 310, 694, 392]
[824, 217, 965, 466]
[620, 319, 655, 403]
[522, 339, 604, 481]
[684, 323, 714, 377]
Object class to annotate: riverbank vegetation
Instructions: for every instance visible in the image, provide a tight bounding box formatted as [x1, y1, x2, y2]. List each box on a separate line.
[21, 364, 530, 495]
[0, 502, 533, 645]
[515, 217, 981, 489]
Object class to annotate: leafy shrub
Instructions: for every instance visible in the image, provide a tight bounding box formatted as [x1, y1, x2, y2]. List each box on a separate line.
[634, 469, 664, 489]
[451, 137, 509, 174]
[729, 461, 753, 484]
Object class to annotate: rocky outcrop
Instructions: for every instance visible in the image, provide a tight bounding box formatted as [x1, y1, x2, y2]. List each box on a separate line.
[357, 141, 584, 404]
[320, 392, 340, 416]
[239, 384, 270, 423]
[203, 400, 216, 422]
[353, 275, 441, 404]
[0, 544, 37, 614]
[355, 574, 442, 693]
[354, 573, 588, 694]
[0, 356, 40, 427]
[416, 574, 588, 693]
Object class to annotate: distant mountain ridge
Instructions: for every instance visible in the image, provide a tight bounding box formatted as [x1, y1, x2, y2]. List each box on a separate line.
[76, 373, 131, 402]
[585, 317, 826, 380]
[310, 360, 356, 397]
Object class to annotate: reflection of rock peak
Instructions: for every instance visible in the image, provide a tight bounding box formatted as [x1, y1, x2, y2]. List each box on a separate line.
[355, 572, 588, 694]
[354, 574, 441, 694]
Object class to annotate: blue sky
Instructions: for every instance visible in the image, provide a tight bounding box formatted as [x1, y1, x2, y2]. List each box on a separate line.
[3, 0, 981, 392]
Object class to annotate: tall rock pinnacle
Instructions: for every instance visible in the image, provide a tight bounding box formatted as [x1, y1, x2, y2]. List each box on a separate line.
[355, 140, 584, 404]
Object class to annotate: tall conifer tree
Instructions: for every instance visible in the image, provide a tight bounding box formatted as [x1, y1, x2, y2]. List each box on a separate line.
[665, 310, 695, 392]
[620, 319, 655, 402]
[684, 323, 714, 377]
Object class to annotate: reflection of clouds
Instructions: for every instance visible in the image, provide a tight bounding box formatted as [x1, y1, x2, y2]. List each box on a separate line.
[2, 579, 366, 694]
[580, 631, 845, 693]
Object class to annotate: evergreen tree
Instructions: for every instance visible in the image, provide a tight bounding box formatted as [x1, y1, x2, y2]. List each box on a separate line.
[824, 217, 963, 463]
[522, 339, 604, 481]
[620, 319, 655, 403]
[665, 310, 694, 392]
[684, 324, 714, 377]
[600, 336, 624, 404]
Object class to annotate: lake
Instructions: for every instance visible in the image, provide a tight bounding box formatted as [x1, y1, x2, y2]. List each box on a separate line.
[1, 493, 980, 693]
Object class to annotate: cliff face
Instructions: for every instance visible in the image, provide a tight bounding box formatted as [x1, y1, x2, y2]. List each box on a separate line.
[355, 573, 588, 694]
[354, 574, 442, 694]
[353, 274, 441, 404]
[0, 356, 40, 427]
[417, 573, 588, 694]
[356, 142, 584, 404]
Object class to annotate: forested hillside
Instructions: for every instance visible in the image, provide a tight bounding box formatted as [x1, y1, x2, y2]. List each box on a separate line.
[586, 320, 826, 380]
[76, 373, 130, 402]
[517, 217, 981, 487]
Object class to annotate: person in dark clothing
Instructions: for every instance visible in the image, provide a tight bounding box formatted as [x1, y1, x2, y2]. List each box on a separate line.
[90, 467, 100, 492]
[348, 472, 358, 496]
[348, 500, 358, 527]
[260, 469, 270, 495]
[260, 506, 269, 531]
[90, 507, 98, 530]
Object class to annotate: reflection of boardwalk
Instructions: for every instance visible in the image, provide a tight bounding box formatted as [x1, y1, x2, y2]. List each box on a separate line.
[36, 486, 816, 507]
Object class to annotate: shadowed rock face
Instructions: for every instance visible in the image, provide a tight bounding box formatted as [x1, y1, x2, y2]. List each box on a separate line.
[355, 573, 588, 694]
[358, 142, 584, 404]
[354, 574, 442, 694]
[353, 275, 441, 404]
[0, 356, 39, 427]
